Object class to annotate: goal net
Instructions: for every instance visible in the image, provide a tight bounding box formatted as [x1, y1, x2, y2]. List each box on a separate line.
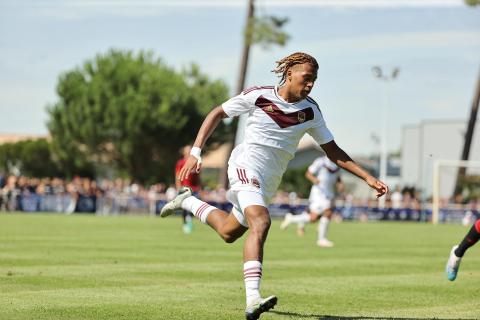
[432, 159, 480, 224]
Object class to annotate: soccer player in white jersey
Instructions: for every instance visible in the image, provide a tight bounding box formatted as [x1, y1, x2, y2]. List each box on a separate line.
[280, 155, 342, 247]
[160, 52, 389, 320]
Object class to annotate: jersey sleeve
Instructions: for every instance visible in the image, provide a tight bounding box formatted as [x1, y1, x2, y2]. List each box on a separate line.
[307, 122, 334, 146]
[221, 92, 255, 118]
[308, 158, 323, 175]
[325, 157, 339, 171]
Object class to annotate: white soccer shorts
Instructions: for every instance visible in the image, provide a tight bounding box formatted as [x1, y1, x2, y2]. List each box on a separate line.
[309, 194, 333, 214]
[227, 189, 267, 227]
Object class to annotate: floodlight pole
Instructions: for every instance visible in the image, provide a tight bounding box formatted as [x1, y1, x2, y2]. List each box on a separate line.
[372, 66, 399, 207]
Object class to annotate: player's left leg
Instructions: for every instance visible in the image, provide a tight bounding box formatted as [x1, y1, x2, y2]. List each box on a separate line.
[317, 208, 334, 248]
[280, 209, 320, 231]
[243, 204, 277, 320]
[446, 219, 480, 281]
[295, 211, 321, 236]
[280, 212, 305, 230]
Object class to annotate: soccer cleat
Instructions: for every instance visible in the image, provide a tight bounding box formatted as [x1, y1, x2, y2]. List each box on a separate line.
[245, 295, 278, 320]
[445, 245, 462, 281]
[160, 186, 192, 218]
[317, 239, 334, 248]
[280, 213, 293, 230]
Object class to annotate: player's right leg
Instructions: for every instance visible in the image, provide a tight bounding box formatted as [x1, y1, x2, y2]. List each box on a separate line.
[446, 219, 480, 281]
[160, 186, 247, 242]
[317, 208, 334, 247]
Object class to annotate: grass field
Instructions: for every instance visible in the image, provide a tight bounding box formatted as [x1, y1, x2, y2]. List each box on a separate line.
[0, 213, 479, 320]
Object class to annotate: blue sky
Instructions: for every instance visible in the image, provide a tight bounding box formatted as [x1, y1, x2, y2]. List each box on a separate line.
[0, 0, 479, 156]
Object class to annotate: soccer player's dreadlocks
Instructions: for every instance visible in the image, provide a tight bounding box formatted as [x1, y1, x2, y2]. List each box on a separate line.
[272, 52, 319, 85]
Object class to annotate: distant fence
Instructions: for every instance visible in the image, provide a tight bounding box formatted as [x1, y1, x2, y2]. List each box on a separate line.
[1, 194, 478, 224]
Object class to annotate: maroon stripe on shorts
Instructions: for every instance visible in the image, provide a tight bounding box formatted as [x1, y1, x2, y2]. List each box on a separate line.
[241, 169, 249, 183]
[237, 168, 245, 184]
[237, 168, 249, 184]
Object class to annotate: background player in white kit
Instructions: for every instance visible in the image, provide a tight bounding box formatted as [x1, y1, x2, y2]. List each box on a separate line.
[160, 52, 389, 320]
[280, 155, 342, 247]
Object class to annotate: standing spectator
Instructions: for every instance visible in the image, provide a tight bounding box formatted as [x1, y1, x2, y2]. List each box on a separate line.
[2, 175, 19, 211]
[175, 145, 202, 234]
[391, 185, 403, 209]
[0, 174, 5, 209]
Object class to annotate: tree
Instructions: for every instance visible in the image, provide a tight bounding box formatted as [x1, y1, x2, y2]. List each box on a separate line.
[47, 50, 230, 183]
[279, 165, 311, 198]
[0, 139, 65, 177]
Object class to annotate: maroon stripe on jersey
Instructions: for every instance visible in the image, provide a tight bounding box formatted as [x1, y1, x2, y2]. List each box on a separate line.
[323, 164, 339, 173]
[255, 95, 314, 128]
[306, 96, 318, 107]
[237, 168, 245, 184]
[243, 86, 274, 94]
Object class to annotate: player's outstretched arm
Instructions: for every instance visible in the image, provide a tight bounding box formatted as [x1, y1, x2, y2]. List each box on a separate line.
[178, 106, 228, 182]
[320, 140, 389, 198]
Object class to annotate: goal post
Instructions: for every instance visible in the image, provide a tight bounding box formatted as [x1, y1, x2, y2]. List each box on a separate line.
[432, 159, 480, 225]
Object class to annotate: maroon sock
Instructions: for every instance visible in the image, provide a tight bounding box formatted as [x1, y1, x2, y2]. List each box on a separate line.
[455, 219, 480, 257]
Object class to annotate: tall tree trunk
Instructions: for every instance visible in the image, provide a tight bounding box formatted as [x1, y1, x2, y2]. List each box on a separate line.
[220, 0, 255, 188]
[454, 67, 480, 195]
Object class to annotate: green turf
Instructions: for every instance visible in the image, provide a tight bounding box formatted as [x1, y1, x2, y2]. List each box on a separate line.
[0, 213, 478, 320]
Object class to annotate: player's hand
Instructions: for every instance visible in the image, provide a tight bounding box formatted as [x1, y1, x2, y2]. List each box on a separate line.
[178, 155, 201, 181]
[366, 176, 389, 198]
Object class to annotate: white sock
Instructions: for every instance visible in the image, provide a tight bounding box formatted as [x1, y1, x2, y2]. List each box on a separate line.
[318, 216, 330, 240]
[181, 196, 216, 224]
[244, 261, 262, 305]
[289, 212, 311, 225]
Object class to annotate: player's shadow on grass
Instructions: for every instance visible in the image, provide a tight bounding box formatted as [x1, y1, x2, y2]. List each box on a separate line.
[269, 310, 475, 320]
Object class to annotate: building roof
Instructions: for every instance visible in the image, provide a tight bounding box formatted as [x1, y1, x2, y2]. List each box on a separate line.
[0, 133, 48, 144]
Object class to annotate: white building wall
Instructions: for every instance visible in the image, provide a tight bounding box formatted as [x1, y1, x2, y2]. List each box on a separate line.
[401, 125, 421, 186]
[401, 120, 480, 199]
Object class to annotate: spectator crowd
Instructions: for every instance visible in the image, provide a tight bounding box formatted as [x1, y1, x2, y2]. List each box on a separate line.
[0, 174, 478, 224]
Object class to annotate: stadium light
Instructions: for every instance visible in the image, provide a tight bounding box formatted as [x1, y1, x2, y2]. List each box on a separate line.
[371, 66, 400, 207]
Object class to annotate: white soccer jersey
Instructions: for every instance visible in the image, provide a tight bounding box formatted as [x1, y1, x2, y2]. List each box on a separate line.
[222, 86, 334, 202]
[308, 156, 340, 200]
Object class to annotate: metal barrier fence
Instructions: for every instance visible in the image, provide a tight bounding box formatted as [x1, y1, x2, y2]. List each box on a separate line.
[1, 194, 478, 223]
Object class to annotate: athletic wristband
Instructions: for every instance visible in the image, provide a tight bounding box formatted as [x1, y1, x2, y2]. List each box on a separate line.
[190, 147, 202, 160]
